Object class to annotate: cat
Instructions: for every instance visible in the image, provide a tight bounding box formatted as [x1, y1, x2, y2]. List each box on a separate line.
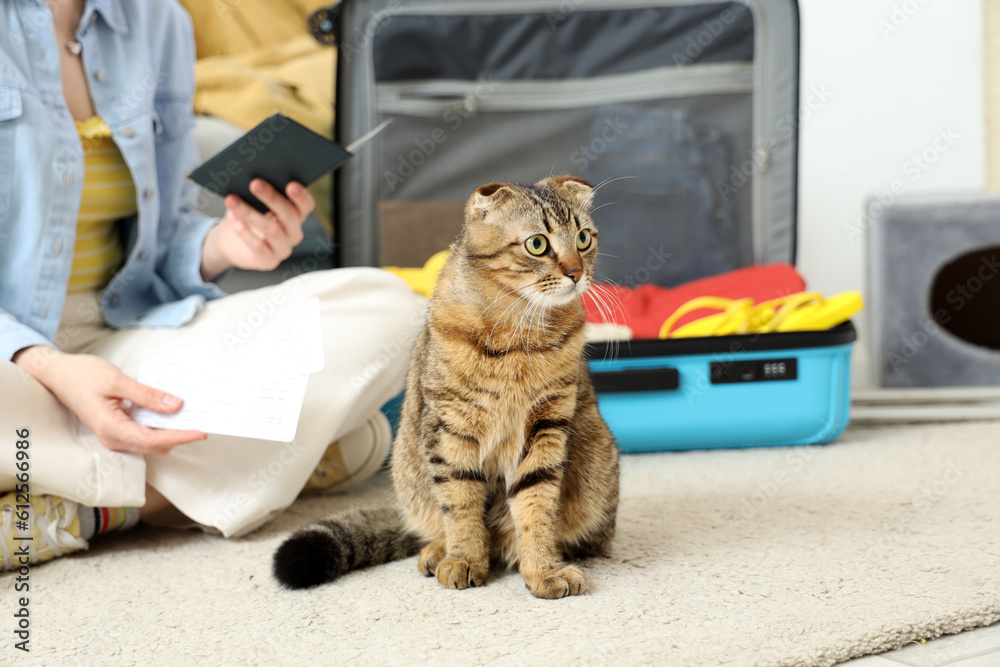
[273, 175, 619, 599]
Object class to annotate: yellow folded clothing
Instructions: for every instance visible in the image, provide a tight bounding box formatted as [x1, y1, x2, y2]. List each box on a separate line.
[383, 250, 451, 298]
[658, 291, 864, 339]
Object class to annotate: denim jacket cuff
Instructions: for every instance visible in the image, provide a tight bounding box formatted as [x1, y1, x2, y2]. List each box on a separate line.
[161, 213, 230, 300]
[0, 315, 55, 363]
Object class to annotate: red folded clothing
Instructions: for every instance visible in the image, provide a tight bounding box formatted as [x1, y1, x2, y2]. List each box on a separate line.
[583, 263, 807, 339]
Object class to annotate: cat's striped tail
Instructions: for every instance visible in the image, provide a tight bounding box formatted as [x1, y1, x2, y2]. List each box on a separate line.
[272, 506, 424, 589]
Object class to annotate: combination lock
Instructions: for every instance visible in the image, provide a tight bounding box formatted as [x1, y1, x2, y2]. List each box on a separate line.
[709, 358, 798, 384]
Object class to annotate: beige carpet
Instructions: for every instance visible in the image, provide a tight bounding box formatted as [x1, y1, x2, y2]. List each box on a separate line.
[7, 421, 1000, 666]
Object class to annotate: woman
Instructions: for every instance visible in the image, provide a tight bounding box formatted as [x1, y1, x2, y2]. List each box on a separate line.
[0, 0, 419, 569]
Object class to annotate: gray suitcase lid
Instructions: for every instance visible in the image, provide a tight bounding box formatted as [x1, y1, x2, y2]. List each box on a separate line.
[333, 0, 800, 279]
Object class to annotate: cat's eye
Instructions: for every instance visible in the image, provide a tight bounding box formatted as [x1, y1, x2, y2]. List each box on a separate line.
[525, 235, 548, 256]
[576, 229, 593, 251]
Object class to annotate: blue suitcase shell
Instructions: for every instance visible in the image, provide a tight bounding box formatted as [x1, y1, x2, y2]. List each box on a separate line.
[586, 322, 856, 452]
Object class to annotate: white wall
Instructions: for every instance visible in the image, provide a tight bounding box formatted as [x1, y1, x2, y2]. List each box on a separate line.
[795, 0, 985, 385]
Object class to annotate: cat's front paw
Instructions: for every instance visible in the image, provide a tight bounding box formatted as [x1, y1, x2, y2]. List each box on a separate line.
[418, 539, 446, 577]
[524, 565, 589, 599]
[436, 557, 488, 590]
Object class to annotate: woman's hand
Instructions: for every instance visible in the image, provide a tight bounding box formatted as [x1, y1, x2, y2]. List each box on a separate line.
[200, 179, 316, 281]
[14, 347, 206, 455]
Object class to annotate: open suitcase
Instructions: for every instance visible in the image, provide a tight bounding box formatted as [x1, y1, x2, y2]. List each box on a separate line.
[326, 0, 856, 452]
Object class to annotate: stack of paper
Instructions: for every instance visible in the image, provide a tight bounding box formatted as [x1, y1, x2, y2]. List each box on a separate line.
[131, 297, 324, 442]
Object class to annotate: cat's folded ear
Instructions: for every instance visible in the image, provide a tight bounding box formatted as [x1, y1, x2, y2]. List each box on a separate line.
[472, 182, 514, 219]
[540, 175, 594, 210]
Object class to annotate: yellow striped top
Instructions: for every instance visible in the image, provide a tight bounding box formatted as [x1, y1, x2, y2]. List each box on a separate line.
[66, 117, 136, 294]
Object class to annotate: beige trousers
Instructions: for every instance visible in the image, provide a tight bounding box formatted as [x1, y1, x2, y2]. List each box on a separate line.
[0, 268, 422, 537]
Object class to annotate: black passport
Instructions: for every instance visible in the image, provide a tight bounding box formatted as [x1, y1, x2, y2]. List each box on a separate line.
[188, 113, 387, 213]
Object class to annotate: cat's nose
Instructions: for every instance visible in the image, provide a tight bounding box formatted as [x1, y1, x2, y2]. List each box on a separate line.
[564, 269, 583, 283]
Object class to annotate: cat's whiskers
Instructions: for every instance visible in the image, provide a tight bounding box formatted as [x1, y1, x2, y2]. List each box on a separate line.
[539, 290, 553, 337]
[528, 291, 554, 354]
[513, 289, 553, 356]
[590, 280, 628, 324]
[514, 296, 538, 356]
[473, 283, 530, 333]
[524, 287, 551, 354]
[525, 295, 543, 353]
[585, 284, 612, 328]
[530, 294, 548, 355]
[580, 175, 636, 211]
[485, 284, 538, 351]
[593, 303, 621, 362]
[545, 162, 557, 183]
[598, 282, 629, 359]
[594, 280, 626, 320]
[585, 282, 627, 362]
[487, 294, 531, 351]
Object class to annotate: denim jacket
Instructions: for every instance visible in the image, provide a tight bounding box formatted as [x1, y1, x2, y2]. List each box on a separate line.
[0, 0, 225, 361]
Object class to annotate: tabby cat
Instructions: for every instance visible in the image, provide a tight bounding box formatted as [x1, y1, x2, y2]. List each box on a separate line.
[273, 175, 619, 599]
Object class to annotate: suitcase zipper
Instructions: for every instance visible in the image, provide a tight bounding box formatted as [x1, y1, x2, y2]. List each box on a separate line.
[386, 0, 741, 17]
[376, 63, 753, 116]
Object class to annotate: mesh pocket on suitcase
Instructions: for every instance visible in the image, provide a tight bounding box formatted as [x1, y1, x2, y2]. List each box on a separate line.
[355, 2, 760, 284]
